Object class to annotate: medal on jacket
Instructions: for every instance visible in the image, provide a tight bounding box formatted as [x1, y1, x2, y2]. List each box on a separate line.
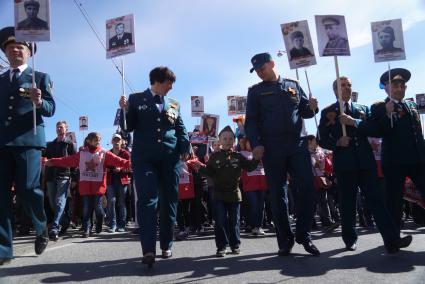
[18, 88, 31, 99]
[165, 106, 178, 124]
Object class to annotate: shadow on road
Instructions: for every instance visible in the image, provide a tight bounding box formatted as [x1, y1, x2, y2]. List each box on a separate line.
[1, 246, 425, 283]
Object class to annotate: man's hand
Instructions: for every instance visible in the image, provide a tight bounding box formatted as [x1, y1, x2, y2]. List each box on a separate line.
[29, 87, 42, 107]
[180, 152, 190, 161]
[339, 113, 356, 126]
[252, 146, 265, 160]
[337, 136, 351, 147]
[309, 97, 318, 111]
[45, 160, 53, 167]
[113, 167, 121, 173]
[119, 95, 128, 110]
[386, 101, 394, 116]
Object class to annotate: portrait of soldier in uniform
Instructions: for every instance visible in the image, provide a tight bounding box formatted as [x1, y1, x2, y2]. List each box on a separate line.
[375, 26, 403, 54]
[320, 16, 349, 56]
[109, 22, 133, 49]
[17, 0, 48, 30]
[289, 31, 313, 60]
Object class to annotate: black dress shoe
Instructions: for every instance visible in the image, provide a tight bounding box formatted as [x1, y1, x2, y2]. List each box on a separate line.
[35, 230, 49, 255]
[398, 235, 412, 249]
[142, 253, 155, 268]
[302, 241, 320, 256]
[345, 242, 357, 251]
[0, 258, 12, 265]
[278, 239, 295, 256]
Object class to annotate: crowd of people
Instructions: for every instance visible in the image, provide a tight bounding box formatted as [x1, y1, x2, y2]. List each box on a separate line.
[1, 25, 425, 268]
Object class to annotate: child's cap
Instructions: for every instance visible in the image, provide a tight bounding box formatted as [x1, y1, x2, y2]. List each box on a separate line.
[218, 125, 235, 138]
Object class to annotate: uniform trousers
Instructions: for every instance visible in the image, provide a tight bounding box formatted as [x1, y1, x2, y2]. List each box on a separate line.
[0, 147, 46, 258]
[262, 138, 315, 248]
[336, 168, 399, 247]
[132, 154, 181, 255]
[382, 164, 425, 235]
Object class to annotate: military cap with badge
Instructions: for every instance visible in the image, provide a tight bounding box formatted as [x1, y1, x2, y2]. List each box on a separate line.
[0, 26, 39, 100]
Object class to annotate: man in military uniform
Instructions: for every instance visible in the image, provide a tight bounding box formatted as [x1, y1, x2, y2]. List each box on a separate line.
[109, 22, 133, 50]
[375, 26, 404, 55]
[318, 76, 412, 253]
[17, 0, 48, 30]
[244, 52, 320, 256]
[119, 66, 190, 267]
[368, 68, 425, 237]
[322, 17, 349, 56]
[0, 26, 55, 265]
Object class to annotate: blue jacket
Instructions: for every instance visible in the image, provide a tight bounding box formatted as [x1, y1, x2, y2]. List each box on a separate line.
[318, 101, 377, 171]
[0, 67, 55, 149]
[122, 88, 190, 160]
[245, 76, 317, 148]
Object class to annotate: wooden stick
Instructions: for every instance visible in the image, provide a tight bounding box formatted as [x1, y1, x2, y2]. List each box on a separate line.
[388, 63, 393, 128]
[121, 57, 127, 130]
[304, 69, 320, 139]
[334, 56, 347, 136]
[31, 42, 37, 135]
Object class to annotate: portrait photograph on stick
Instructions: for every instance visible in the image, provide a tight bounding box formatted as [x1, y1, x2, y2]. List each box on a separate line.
[281, 20, 316, 69]
[371, 19, 406, 63]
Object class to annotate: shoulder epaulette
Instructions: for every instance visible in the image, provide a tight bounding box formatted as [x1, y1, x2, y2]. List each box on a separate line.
[283, 77, 299, 83]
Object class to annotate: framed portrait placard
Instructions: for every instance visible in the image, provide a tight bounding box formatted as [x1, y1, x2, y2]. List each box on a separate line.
[281, 20, 317, 69]
[371, 19, 405, 63]
[315, 15, 350, 57]
[416, 94, 425, 114]
[191, 96, 204, 117]
[200, 113, 219, 138]
[14, 0, 51, 42]
[79, 116, 88, 131]
[106, 14, 136, 59]
[227, 96, 247, 116]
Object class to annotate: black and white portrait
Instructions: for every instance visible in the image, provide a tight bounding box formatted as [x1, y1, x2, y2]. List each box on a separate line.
[371, 19, 406, 63]
[106, 14, 136, 59]
[281, 20, 316, 69]
[315, 15, 350, 57]
[14, 0, 50, 41]
[191, 96, 204, 117]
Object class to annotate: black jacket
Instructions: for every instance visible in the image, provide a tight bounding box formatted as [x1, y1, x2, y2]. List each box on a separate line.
[43, 138, 77, 181]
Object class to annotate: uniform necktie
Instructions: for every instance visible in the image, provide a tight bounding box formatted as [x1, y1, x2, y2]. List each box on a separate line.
[154, 95, 162, 104]
[344, 102, 352, 115]
[11, 68, 20, 83]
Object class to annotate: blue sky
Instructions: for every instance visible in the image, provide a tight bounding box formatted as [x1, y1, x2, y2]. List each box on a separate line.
[1, 0, 425, 148]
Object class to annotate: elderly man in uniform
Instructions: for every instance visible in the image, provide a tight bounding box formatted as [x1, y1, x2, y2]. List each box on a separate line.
[322, 17, 349, 56]
[245, 52, 320, 256]
[109, 22, 133, 50]
[119, 66, 190, 267]
[0, 26, 55, 265]
[367, 68, 425, 238]
[17, 0, 48, 30]
[319, 76, 412, 253]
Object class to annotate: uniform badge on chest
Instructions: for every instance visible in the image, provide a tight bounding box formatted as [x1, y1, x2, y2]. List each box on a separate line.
[138, 105, 148, 111]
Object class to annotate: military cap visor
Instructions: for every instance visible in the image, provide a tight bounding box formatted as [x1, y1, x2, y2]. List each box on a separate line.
[379, 68, 411, 87]
[24, 0, 40, 9]
[0, 26, 36, 55]
[322, 17, 340, 26]
[250, 52, 272, 73]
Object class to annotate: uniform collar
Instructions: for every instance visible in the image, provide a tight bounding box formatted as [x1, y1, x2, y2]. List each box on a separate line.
[9, 64, 28, 74]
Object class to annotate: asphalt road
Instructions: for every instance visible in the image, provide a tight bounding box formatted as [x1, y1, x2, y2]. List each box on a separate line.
[1, 222, 424, 284]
